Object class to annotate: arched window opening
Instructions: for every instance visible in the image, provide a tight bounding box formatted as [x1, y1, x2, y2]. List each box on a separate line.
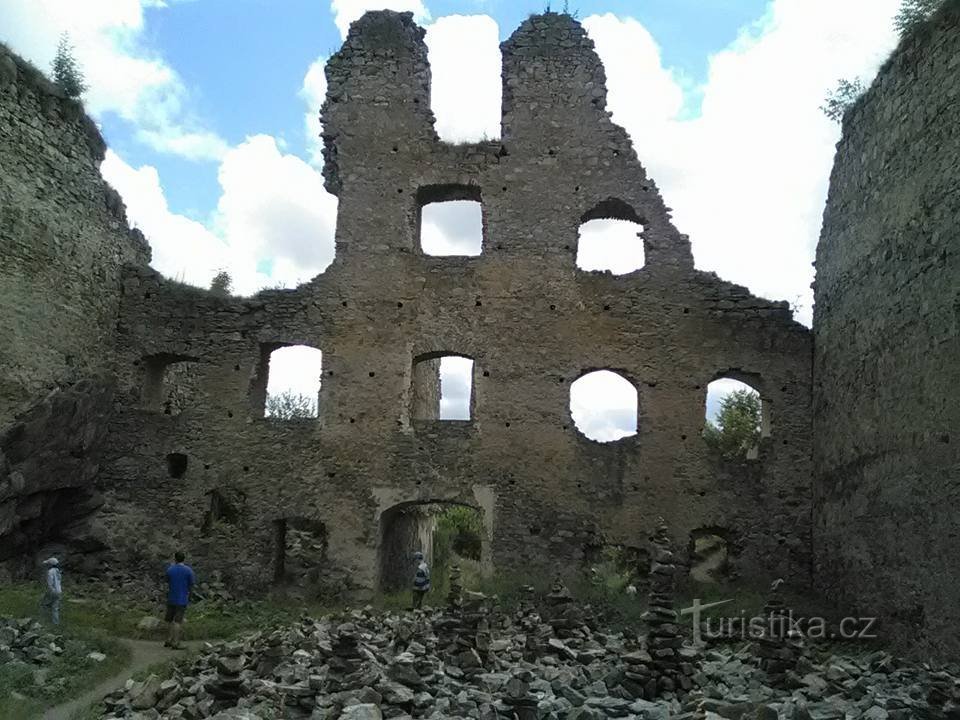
[272, 517, 328, 588]
[576, 199, 645, 274]
[569, 370, 638, 442]
[417, 185, 483, 257]
[689, 530, 730, 584]
[704, 376, 768, 460]
[250, 344, 322, 420]
[412, 354, 474, 421]
[577, 219, 645, 274]
[379, 501, 485, 592]
[141, 354, 200, 415]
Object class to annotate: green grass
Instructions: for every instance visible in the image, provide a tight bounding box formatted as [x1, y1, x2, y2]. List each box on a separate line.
[0, 582, 343, 642]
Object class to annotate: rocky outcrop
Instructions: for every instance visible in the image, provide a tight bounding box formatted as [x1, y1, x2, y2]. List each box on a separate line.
[0, 378, 116, 578]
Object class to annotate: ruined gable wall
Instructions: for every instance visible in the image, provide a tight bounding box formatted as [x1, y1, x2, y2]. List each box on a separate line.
[813, 2, 960, 657]
[0, 44, 149, 427]
[100, 12, 812, 594]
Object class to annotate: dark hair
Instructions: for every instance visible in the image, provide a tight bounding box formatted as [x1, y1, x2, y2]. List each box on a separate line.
[174, 551, 185, 563]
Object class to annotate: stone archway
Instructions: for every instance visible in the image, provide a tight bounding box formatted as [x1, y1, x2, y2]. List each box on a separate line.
[374, 485, 495, 593]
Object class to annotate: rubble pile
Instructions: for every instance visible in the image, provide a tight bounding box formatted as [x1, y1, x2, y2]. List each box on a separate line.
[97, 600, 960, 720]
[0, 616, 64, 666]
[0, 616, 109, 703]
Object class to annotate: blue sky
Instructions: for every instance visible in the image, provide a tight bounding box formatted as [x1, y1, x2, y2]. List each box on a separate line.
[102, 0, 769, 220]
[0, 0, 904, 432]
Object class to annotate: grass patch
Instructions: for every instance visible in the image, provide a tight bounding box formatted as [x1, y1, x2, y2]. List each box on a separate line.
[0, 582, 345, 643]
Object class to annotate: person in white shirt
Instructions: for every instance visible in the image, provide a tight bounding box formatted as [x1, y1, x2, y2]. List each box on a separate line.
[39, 557, 62, 626]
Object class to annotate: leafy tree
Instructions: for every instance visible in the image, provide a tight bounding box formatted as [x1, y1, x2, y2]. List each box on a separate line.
[703, 389, 762, 461]
[432, 506, 484, 574]
[820, 78, 866, 123]
[894, 0, 942, 35]
[209, 270, 233, 296]
[51, 33, 87, 99]
[265, 390, 317, 420]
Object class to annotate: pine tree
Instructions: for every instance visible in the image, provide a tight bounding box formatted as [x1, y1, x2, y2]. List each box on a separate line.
[51, 33, 87, 100]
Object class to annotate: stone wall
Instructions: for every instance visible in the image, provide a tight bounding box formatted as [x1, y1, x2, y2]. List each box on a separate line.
[0, 43, 149, 426]
[0, 44, 149, 574]
[813, 1, 960, 657]
[97, 12, 812, 596]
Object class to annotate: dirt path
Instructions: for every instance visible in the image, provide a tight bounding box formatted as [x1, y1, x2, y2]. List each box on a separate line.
[43, 639, 203, 720]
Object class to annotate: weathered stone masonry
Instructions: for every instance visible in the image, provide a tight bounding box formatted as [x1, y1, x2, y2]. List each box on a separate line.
[0, 13, 813, 598]
[813, 1, 960, 658]
[96, 12, 812, 593]
[0, 44, 148, 576]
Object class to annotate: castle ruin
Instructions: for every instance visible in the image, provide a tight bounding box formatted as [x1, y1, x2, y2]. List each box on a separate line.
[1, 6, 957, 657]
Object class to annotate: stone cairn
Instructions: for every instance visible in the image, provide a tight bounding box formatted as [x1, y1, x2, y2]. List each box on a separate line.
[501, 668, 539, 720]
[752, 578, 803, 686]
[644, 518, 697, 697]
[447, 564, 464, 610]
[516, 584, 551, 661]
[433, 568, 494, 680]
[544, 577, 587, 639]
[324, 623, 365, 692]
[205, 641, 246, 704]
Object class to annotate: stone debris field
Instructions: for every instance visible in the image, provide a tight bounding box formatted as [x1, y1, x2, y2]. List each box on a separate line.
[100, 594, 960, 720]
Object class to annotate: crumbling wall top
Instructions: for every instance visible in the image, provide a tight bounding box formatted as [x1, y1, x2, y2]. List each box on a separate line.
[0, 42, 105, 161]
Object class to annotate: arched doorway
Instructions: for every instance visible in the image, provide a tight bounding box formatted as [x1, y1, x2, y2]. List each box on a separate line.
[378, 500, 486, 593]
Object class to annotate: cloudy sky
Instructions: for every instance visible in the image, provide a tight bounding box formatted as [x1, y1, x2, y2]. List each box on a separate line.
[0, 0, 903, 438]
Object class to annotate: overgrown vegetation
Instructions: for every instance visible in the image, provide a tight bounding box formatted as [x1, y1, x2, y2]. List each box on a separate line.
[820, 78, 866, 123]
[702, 388, 762, 461]
[209, 270, 233, 296]
[432, 506, 483, 570]
[820, 0, 946, 123]
[894, 0, 944, 34]
[265, 390, 318, 419]
[51, 32, 87, 100]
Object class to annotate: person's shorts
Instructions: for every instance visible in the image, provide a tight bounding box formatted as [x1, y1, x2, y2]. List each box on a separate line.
[165, 604, 187, 623]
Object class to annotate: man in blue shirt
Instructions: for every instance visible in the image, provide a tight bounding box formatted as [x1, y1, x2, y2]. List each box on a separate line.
[164, 551, 195, 649]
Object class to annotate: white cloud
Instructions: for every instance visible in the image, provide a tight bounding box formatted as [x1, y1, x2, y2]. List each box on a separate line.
[100, 149, 232, 287]
[102, 135, 338, 294]
[425, 15, 501, 142]
[585, 0, 902, 325]
[570, 371, 638, 443]
[439, 357, 473, 420]
[576, 219, 645, 275]
[266, 346, 323, 416]
[421, 201, 483, 256]
[300, 56, 328, 166]
[215, 134, 337, 286]
[330, 0, 430, 39]
[0, 0, 228, 162]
